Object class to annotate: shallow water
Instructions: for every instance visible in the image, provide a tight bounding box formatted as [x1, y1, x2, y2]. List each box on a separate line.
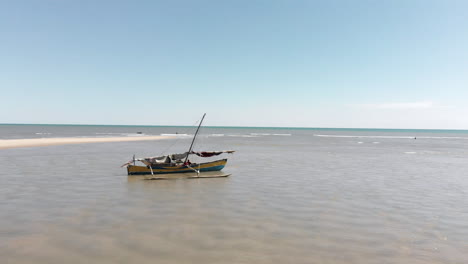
[1, 126, 467, 263]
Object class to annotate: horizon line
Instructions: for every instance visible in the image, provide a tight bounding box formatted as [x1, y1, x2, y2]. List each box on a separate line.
[1, 123, 468, 131]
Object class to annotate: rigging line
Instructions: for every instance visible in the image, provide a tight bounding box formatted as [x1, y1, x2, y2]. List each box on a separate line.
[191, 122, 205, 150]
[158, 118, 203, 156]
[159, 137, 181, 156]
[186, 164, 200, 175]
[184, 113, 206, 163]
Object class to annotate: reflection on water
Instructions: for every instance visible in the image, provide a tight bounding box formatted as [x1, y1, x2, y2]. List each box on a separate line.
[1, 129, 468, 263]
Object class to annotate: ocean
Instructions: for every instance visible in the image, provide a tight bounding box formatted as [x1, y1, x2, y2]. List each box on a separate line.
[1, 124, 467, 263]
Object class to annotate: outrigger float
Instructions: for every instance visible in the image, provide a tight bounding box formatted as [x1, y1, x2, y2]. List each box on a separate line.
[122, 114, 234, 179]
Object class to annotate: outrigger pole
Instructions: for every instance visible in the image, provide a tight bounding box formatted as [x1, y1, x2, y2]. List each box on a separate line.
[184, 113, 206, 164]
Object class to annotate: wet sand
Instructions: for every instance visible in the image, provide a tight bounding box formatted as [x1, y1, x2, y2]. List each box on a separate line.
[0, 136, 174, 149]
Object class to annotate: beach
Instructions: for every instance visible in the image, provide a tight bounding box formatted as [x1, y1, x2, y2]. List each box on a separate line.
[0, 135, 173, 149]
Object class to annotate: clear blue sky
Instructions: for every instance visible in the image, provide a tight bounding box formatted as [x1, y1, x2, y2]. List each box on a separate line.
[1, 0, 467, 128]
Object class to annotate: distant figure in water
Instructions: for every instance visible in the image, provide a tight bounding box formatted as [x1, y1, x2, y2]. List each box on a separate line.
[176, 132, 178, 134]
[414, 137, 416, 140]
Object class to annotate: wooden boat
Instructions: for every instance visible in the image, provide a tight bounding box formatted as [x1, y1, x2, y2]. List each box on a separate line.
[126, 158, 229, 175]
[122, 114, 234, 176]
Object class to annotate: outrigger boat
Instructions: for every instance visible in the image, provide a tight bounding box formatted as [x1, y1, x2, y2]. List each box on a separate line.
[122, 114, 234, 177]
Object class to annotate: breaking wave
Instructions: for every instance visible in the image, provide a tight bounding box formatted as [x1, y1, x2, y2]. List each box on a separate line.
[160, 133, 191, 137]
[250, 133, 292, 136]
[314, 134, 468, 139]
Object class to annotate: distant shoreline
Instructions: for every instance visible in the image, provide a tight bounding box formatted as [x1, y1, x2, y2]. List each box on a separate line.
[0, 136, 174, 150]
[1, 123, 468, 132]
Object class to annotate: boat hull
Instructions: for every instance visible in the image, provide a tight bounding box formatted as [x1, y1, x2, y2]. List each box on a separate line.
[127, 159, 227, 175]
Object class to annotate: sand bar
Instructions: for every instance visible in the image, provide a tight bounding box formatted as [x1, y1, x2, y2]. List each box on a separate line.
[0, 136, 174, 150]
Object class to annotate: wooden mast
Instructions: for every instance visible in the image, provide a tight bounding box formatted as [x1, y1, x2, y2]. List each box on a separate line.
[184, 113, 206, 163]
